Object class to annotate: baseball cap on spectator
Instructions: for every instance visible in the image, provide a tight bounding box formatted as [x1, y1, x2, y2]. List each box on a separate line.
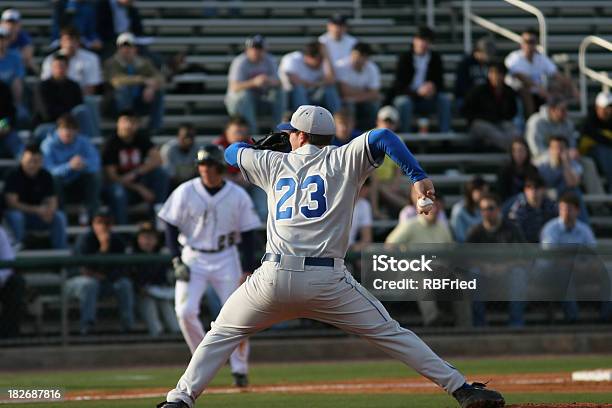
[277, 105, 336, 136]
[415, 25, 435, 41]
[329, 13, 348, 25]
[116, 32, 136, 47]
[595, 91, 612, 108]
[1, 9, 20, 22]
[245, 34, 265, 49]
[377, 106, 399, 124]
[0, 26, 8, 38]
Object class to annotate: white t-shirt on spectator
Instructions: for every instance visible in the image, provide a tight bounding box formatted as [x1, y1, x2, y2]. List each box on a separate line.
[318, 32, 357, 67]
[349, 198, 373, 246]
[278, 51, 325, 91]
[41, 48, 102, 89]
[504, 50, 557, 92]
[335, 56, 381, 91]
[0, 226, 15, 286]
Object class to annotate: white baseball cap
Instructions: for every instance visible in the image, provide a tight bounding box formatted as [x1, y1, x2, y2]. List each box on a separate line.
[116, 32, 136, 46]
[277, 105, 336, 136]
[377, 105, 399, 123]
[1, 9, 20, 22]
[595, 91, 612, 108]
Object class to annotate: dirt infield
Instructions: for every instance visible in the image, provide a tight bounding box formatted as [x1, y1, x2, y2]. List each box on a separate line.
[61, 372, 612, 403]
[507, 405, 612, 408]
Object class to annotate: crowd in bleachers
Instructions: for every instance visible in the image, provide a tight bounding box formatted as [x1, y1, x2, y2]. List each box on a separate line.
[0, 2, 611, 338]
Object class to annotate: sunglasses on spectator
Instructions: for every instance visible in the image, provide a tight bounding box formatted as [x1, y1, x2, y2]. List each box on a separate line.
[480, 205, 497, 212]
[523, 38, 537, 45]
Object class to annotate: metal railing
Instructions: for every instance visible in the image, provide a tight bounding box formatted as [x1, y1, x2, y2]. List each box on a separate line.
[463, 0, 548, 55]
[578, 35, 612, 116]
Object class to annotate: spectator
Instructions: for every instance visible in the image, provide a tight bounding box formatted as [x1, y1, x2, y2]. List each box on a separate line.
[161, 123, 198, 191]
[102, 111, 168, 224]
[130, 222, 180, 337]
[505, 28, 576, 117]
[0, 26, 25, 121]
[336, 42, 381, 130]
[41, 26, 102, 135]
[450, 176, 488, 243]
[225, 35, 283, 135]
[213, 117, 267, 222]
[35, 53, 97, 139]
[104, 32, 164, 132]
[527, 95, 604, 199]
[278, 41, 340, 113]
[65, 209, 133, 334]
[41, 26, 102, 96]
[525, 95, 577, 161]
[349, 178, 373, 252]
[540, 192, 597, 323]
[536, 136, 588, 222]
[463, 61, 519, 151]
[0, 80, 21, 159]
[318, 13, 357, 68]
[579, 91, 612, 193]
[0, 222, 25, 338]
[498, 138, 539, 204]
[370, 106, 408, 218]
[387, 197, 468, 326]
[51, 0, 102, 51]
[4, 144, 68, 249]
[507, 174, 557, 243]
[387, 26, 451, 133]
[41, 114, 101, 221]
[454, 36, 496, 106]
[466, 193, 527, 327]
[330, 108, 360, 146]
[1, 9, 36, 74]
[96, 0, 143, 54]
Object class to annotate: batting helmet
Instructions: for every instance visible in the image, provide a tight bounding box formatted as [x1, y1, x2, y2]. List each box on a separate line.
[196, 144, 225, 167]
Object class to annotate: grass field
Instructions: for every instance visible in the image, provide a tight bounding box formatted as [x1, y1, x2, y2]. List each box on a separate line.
[1, 355, 611, 407]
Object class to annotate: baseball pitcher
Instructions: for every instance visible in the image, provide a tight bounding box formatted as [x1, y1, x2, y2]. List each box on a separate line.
[157, 106, 505, 408]
[157, 145, 260, 388]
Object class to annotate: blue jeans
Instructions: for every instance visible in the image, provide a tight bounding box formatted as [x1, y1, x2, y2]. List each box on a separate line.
[5, 210, 67, 249]
[225, 88, 285, 135]
[344, 100, 380, 131]
[394, 93, 452, 133]
[471, 266, 527, 327]
[54, 171, 101, 218]
[114, 86, 165, 132]
[0, 131, 24, 158]
[286, 84, 341, 114]
[106, 167, 169, 224]
[65, 275, 135, 333]
[589, 144, 612, 193]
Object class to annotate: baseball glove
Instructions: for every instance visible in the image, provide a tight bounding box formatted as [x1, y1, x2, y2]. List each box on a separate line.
[253, 132, 291, 152]
[172, 257, 190, 282]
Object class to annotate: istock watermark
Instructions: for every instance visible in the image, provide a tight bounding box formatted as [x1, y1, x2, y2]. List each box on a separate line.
[360, 244, 612, 302]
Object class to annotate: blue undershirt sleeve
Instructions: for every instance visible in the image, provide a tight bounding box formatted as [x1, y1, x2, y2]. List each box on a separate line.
[224, 142, 253, 167]
[367, 128, 428, 182]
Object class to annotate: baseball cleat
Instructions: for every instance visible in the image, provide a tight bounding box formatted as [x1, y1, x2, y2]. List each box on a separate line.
[156, 401, 189, 408]
[232, 372, 249, 388]
[453, 382, 505, 408]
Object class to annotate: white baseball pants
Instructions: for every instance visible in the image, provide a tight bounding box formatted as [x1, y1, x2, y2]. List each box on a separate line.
[167, 257, 466, 407]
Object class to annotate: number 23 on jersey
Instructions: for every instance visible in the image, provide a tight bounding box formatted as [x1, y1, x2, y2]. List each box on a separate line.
[275, 175, 327, 220]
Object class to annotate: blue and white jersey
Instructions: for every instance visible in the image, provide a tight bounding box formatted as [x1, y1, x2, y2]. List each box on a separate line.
[237, 133, 381, 258]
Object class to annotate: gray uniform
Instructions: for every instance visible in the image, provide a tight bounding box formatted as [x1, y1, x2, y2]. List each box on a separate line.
[166, 133, 466, 407]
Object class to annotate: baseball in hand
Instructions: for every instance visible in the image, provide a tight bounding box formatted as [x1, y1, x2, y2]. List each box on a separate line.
[417, 197, 434, 213]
